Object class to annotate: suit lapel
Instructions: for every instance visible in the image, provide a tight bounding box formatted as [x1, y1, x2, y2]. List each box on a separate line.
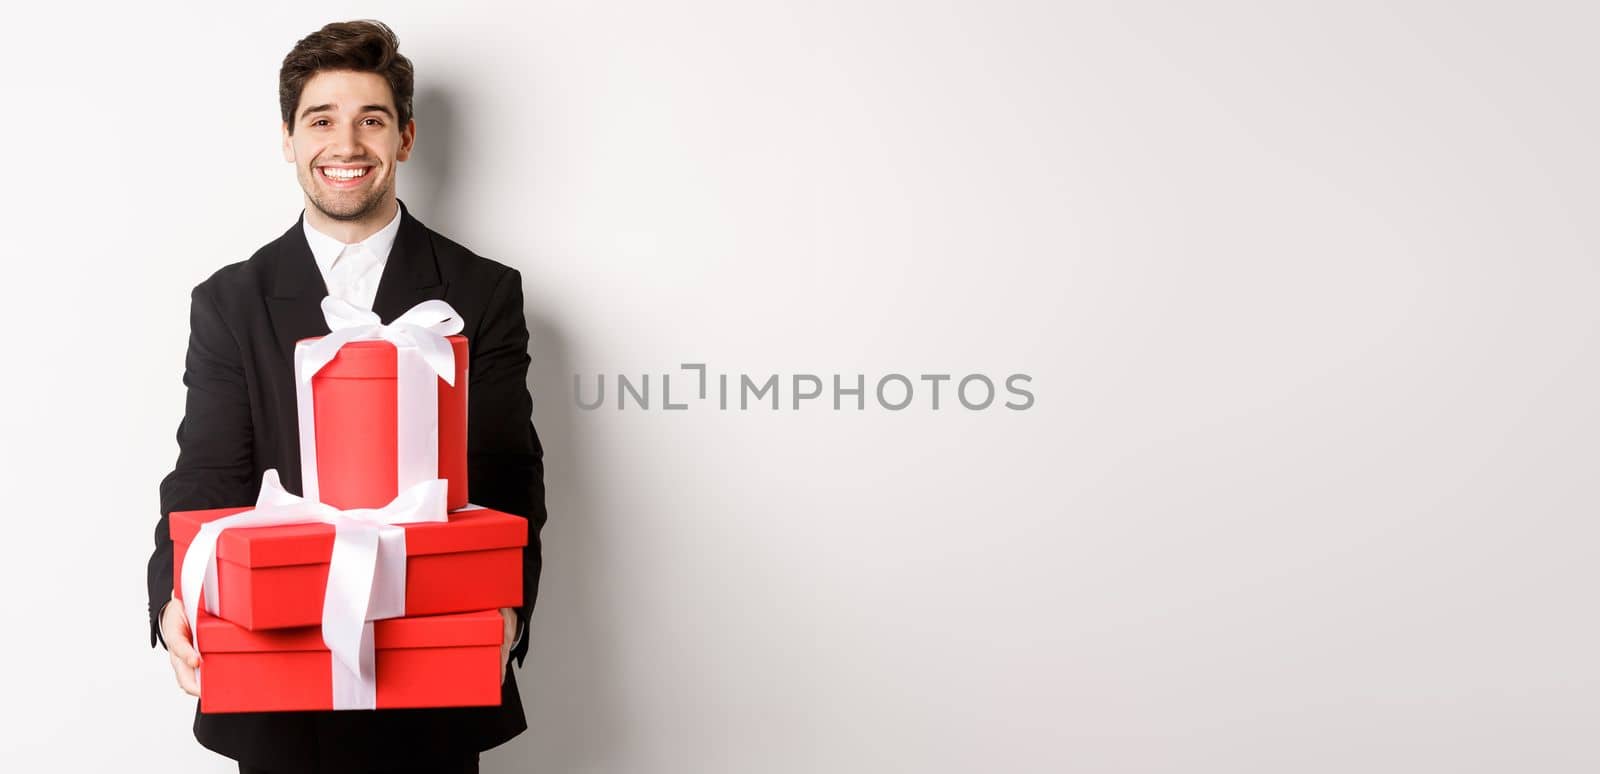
[372, 202, 450, 321]
[264, 215, 334, 366]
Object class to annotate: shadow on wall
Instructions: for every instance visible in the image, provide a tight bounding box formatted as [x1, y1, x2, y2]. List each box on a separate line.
[402, 87, 461, 232]
[405, 84, 624, 774]
[492, 307, 625, 774]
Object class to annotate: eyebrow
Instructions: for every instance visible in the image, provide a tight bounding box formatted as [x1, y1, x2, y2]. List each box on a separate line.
[299, 104, 396, 120]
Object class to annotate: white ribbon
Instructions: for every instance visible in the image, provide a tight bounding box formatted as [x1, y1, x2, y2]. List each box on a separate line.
[296, 297, 464, 504]
[179, 470, 449, 710]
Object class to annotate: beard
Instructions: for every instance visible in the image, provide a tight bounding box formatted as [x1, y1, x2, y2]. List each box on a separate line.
[301, 165, 392, 222]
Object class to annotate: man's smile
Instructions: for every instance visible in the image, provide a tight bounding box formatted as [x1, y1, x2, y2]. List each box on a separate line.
[316, 164, 375, 188]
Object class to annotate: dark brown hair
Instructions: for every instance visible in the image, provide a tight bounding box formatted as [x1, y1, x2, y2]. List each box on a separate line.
[279, 20, 414, 134]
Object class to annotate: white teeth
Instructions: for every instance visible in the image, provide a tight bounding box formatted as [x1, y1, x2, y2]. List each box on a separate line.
[322, 167, 368, 180]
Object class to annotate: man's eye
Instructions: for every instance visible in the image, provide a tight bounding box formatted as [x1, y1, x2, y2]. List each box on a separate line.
[311, 119, 331, 127]
[362, 118, 384, 127]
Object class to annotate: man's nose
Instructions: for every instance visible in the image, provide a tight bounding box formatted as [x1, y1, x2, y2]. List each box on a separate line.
[329, 122, 362, 158]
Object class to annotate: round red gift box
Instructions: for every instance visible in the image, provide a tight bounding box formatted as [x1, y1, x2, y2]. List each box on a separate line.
[305, 334, 468, 511]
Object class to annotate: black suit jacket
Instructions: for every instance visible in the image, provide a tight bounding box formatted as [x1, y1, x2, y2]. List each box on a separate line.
[145, 203, 547, 770]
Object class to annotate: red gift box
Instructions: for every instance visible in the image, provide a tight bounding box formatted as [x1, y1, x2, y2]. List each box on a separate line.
[196, 608, 504, 713]
[304, 334, 470, 512]
[171, 504, 525, 630]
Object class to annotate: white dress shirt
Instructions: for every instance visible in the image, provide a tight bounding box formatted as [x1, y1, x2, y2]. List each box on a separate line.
[302, 205, 403, 311]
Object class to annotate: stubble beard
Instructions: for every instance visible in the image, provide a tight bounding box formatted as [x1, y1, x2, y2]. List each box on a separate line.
[304, 167, 393, 223]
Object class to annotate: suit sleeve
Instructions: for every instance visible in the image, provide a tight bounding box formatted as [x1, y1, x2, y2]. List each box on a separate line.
[466, 267, 548, 667]
[147, 282, 257, 647]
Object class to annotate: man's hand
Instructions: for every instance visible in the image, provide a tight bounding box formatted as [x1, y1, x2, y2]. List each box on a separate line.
[161, 596, 202, 697]
[500, 607, 517, 684]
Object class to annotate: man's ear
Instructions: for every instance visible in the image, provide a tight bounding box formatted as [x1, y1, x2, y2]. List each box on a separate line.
[396, 119, 416, 162]
[281, 122, 295, 163]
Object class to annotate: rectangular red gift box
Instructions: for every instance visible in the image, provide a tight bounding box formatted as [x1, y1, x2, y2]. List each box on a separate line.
[172, 505, 526, 630]
[197, 608, 504, 713]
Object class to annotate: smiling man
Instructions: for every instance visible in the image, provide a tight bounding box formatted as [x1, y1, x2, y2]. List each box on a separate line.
[145, 20, 547, 774]
[286, 60, 411, 238]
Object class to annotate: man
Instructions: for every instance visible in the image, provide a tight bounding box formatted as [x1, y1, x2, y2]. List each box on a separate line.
[144, 20, 546, 773]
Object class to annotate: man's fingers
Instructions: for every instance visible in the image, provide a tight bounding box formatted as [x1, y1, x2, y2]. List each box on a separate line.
[500, 635, 511, 684]
[166, 628, 202, 668]
[160, 597, 202, 696]
[500, 608, 514, 684]
[162, 603, 202, 668]
[169, 651, 201, 697]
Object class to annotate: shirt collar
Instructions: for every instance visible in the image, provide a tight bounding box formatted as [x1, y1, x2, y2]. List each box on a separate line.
[302, 204, 404, 276]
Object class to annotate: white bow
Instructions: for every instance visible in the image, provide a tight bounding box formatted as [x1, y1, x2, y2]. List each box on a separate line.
[300, 296, 464, 386]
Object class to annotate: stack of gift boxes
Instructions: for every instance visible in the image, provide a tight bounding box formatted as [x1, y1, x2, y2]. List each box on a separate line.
[170, 299, 527, 713]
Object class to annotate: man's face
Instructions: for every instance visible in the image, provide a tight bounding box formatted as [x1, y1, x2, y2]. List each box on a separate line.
[281, 70, 414, 221]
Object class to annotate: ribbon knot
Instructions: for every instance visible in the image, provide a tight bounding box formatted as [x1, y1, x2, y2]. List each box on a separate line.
[300, 297, 464, 386]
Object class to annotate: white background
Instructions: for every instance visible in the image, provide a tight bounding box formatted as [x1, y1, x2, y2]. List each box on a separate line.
[2, 1, 1597, 771]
